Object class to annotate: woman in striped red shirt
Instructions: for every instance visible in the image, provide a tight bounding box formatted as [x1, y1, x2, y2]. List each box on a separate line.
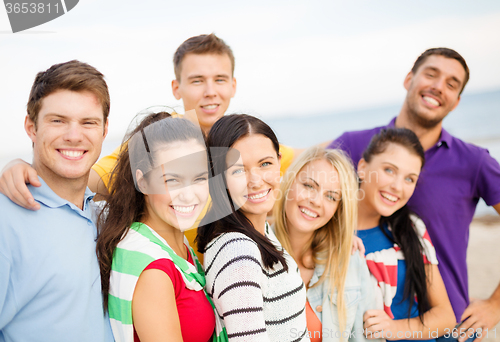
[356, 128, 455, 341]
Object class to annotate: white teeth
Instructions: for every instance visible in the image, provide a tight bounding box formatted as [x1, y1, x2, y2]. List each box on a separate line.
[202, 104, 218, 110]
[300, 207, 318, 218]
[381, 192, 397, 202]
[423, 96, 439, 106]
[172, 205, 195, 213]
[60, 150, 84, 157]
[248, 190, 269, 200]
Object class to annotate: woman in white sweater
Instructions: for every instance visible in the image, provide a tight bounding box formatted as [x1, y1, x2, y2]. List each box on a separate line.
[197, 114, 310, 342]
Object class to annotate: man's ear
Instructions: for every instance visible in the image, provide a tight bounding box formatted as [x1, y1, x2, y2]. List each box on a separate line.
[172, 79, 182, 100]
[231, 77, 237, 98]
[25, 115, 36, 144]
[357, 158, 367, 181]
[403, 71, 413, 91]
[103, 118, 109, 138]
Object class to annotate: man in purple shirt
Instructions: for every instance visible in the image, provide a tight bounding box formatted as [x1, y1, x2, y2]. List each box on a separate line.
[328, 48, 500, 340]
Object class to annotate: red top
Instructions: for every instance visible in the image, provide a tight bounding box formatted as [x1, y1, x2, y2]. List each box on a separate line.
[134, 250, 215, 342]
[306, 301, 322, 342]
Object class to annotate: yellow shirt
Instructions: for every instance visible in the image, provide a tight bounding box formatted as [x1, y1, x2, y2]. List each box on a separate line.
[92, 128, 295, 262]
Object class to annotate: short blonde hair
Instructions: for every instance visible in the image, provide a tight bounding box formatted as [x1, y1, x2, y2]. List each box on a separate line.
[274, 146, 358, 336]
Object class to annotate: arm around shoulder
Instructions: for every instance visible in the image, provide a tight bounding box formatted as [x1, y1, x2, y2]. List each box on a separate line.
[476, 149, 500, 208]
[0, 159, 40, 210]
[89, 145, 124, 195]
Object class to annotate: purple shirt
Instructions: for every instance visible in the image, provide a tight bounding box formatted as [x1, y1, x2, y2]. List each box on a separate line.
[328, 118, 500, 321]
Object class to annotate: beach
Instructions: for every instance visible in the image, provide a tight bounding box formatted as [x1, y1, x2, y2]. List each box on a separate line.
[468, 215, 500, 342]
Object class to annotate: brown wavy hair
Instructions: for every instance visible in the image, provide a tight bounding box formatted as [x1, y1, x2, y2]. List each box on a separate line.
[95, 111, 206, 309]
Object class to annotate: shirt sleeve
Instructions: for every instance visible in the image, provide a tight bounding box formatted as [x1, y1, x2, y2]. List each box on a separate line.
[207, 236, 271, 342]
[279, 144, 295, 175]
[352, 254, 383, 342]
[327, 132, 346, 149]
[475, 149, 500, 207]
[327, 132, 358, 163]
[91, 145, 123, 190]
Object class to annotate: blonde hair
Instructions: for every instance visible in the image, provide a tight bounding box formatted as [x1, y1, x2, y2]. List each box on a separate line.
[274, 146, 358, 336]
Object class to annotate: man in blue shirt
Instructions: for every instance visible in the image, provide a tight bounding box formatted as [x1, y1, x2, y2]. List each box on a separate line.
[0, 60, 114, 341]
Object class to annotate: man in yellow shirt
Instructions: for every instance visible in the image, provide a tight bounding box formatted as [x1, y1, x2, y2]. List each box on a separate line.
[90, 34, 294, 195]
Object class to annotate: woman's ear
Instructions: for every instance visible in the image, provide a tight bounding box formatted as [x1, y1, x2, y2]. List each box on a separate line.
[135, 169, 148, 194]
[357, 158, 367, 182]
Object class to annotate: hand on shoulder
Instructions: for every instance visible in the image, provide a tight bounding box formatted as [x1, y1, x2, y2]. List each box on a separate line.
[0, 159, 40, 210]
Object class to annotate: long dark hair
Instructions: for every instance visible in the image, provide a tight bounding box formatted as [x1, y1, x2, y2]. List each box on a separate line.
[362, 127, 429, 323]
[96, 112, 207, 309]
[196, 114, 288, 271]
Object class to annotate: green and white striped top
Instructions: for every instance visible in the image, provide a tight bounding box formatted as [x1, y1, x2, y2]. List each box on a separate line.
[108, 221, 227, 342]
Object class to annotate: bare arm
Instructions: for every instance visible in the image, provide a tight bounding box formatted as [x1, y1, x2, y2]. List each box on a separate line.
[87, 169, 109, 197]
[457, 202, 500, 342]
[364, 264, 456, 340]
[0, 159, 40, 210]
[132, 269, 183, 342]
[0, 159, 109, 208]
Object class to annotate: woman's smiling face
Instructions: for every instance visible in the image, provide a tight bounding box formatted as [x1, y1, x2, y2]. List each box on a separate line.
[225, 134, 281, 221]
[284, 159, 342, 235]
[139, 140, 209, 231]
[358, 143, 422, 218]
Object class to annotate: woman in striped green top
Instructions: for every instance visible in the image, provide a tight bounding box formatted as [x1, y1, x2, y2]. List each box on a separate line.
[96, 111, 226, 342]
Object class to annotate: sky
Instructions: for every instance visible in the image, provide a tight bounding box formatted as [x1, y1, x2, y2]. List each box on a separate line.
[1, 0, 500, 166]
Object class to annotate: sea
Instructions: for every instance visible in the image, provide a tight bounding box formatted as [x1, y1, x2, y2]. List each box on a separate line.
[1, 89, 499, 216]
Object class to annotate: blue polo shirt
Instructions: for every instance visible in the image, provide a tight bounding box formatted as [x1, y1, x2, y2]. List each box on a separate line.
[328, 118, 500, 321]
[0, 178, 113, 342]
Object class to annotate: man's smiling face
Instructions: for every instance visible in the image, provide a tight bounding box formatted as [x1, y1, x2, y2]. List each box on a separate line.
[172, 53, 236, 132]
[403, 55, 466, 128]
[25, 89, 107, 183]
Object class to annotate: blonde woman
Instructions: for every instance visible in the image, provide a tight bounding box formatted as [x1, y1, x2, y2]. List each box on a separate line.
[274, 146, 379, 342]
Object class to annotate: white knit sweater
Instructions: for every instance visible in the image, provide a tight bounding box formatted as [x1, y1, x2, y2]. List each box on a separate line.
[204, 227, 310, 342]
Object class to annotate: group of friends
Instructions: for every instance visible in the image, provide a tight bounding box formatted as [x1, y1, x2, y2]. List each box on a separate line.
[0, 34, 499, 342]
